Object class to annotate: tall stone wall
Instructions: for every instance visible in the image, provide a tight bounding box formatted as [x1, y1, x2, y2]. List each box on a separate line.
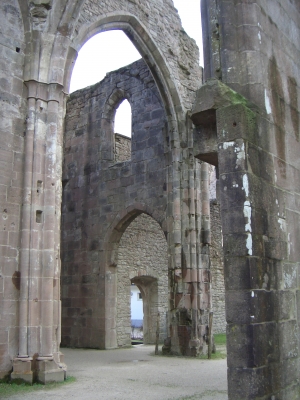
[0, 0, 26, 379]
[61, 59, 169, 349]
[200, 0, 300, 397]
[117, 213, 168, 346]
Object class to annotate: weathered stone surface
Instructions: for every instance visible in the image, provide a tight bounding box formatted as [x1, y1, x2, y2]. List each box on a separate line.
[1, 0, 300, 398]
[115, 134, 131, 162]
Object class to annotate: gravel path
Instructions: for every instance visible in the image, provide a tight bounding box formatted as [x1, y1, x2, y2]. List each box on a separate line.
[7, 345, 228, 400]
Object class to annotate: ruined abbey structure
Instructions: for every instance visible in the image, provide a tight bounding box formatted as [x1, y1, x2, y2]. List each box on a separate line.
[0, 0, 300, 398]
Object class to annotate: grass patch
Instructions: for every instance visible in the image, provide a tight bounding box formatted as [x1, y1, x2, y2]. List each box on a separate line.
[214, 333, 226, 346]
[0, 376, 75, 398]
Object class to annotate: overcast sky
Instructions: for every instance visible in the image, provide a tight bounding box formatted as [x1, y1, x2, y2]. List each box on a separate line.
[70, 1, 202, 136]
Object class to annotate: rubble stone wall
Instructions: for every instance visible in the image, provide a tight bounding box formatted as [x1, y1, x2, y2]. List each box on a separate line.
[210, 201, 225, 334]
[115, 133, 131, 162]
[208, 164, 225, 334]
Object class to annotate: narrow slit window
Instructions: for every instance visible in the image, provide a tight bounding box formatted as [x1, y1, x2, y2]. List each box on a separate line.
[37, 180, 43, 194]
[36, 210, 43, 223]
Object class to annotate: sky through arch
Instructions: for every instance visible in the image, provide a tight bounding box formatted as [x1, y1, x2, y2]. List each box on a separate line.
[70, 1, 202, 93]
[69, 1, 202, 136]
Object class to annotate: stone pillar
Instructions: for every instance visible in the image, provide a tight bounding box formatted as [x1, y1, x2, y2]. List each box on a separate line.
[191, 78, 297, 397]
[11, 81, 66, 384]
[201, 0, 221, 81]
[199, 161, 212, 352]
[216, 102, 285, 399]
[167, 114, 211, 356]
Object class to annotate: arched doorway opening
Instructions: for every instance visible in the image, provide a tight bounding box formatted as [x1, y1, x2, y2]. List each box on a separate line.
[116, 213, 168, 347]
[130, 281, 144, 342]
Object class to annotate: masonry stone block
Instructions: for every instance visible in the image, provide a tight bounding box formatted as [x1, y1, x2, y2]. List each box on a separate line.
[226, 290, 251, 325]
[224, 256, 251, 291]
[227, 365, 272, 399]
[11, 359, 33, 384]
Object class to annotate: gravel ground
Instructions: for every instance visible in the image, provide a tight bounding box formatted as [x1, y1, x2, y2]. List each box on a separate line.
[7, 345, 228, 400]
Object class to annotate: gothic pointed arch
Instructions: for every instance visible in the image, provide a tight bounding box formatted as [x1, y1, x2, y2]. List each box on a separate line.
[57, 12, 184, 144]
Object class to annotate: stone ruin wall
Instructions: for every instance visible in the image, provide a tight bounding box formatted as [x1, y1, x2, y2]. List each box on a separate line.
[115, 137, 226, 337]
[1, 0, 300, 396]
[117, 213, 168, 346]
[61, 58, 169, 349]
[0, 0, 203, 381]
[114, 140, 226, 338]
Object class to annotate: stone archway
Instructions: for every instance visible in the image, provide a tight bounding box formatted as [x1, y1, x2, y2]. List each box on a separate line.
[131, 276, 157, 344]
[116, 213, 168, 347]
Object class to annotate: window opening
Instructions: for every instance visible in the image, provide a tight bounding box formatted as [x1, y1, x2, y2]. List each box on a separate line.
[114, 99, 132, 138]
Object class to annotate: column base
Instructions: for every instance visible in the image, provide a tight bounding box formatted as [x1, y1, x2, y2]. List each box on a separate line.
[168, 309, 207, 357]
[11, 358, 33, 384]
[11, 356, 66, 384]
[189, 339, 201, 357]
[36, 358, 65, 384]
[162, 337, 171, 355]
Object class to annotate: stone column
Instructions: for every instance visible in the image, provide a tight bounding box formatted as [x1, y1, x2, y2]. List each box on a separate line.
[216, 102, 284, 399]
[167, 114, 211, 356]
[198, 161, 212, 351]
[201, 0, 221, 81]
[11, 81, 66, 384]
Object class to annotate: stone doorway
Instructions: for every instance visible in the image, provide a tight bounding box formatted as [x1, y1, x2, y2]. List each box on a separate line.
[131, 276, 158, 344]
[116, 213, 168, 347]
